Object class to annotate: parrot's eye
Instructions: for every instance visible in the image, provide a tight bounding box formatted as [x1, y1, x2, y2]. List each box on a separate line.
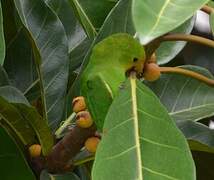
[133, 57, 138, 62]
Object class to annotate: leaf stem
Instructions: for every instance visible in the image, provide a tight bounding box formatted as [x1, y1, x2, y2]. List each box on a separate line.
[73, 155, 95, 166]
[161, 34, 214, 48]
[159, 67, 214, 86]
[201, 5, 214, 14]
[55, 112, 76, 138]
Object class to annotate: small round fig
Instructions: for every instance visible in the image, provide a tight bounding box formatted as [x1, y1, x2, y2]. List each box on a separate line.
[72, 96, 86, 113]
[29, 144, 41, 158]
[76, 111, 93, 128]
[143, 63, 161, 81]
[84, 137, 100, 153]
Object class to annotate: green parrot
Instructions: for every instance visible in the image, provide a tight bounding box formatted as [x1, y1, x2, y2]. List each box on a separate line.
[80, 33, 145, 130]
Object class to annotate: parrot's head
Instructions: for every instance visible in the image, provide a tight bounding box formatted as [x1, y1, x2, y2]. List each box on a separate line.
[119, 41, 146, 78]
[125, 56, 145, 77]
[107, 34, 146, 77]
[91, 33, 146, 77]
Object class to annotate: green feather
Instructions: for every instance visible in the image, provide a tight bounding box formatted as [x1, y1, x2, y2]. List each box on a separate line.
[80, 33, 145, 130]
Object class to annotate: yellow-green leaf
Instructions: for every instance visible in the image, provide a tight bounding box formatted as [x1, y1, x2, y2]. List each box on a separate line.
[92, 77, 195, 180]
[132, 0, 209, 44]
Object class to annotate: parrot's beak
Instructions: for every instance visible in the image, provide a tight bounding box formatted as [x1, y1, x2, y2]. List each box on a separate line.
[133, 60, 144, 77]
[126, 59, 144, 78]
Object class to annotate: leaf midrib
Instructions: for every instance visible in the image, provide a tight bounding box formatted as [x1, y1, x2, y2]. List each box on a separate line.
[147, 0, 171, 37]
[130, 76, 143, 180]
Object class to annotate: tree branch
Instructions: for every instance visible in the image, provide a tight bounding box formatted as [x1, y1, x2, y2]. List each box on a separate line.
[160, 67, 214, 86]
[46, 124, 96, 173]
[201, 5, 214, 15]
[161, 34, 214, 48]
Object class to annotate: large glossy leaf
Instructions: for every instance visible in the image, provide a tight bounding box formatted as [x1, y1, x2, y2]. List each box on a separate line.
[0, 86, 29, 104]
[69, 0, 97, 38]
[14, 0, 69, 130]
[45, 0, 87, 52]
[177, 120, 214, 153]
[92, 77, 195, 180]
[40, 170, 80, 180]
[0, 96, 36, 145]
[2, 0, 37, 93]
[182, 43, 214, 74]
[0, 86, 53, 155]
[0, 1, 5, 65]
[68, 0, 135, 102]
[69, 38, 92, 73]
[156, 16, 195, 65]
[77, 0, 117, 29]
[15, 104, 54, 155]
[210, 11, 214, 37]
[0, 128, 36, 180]
[92, 0, 134, 47]
[132, 0, 209, 44]
[45, 0, 92, 73]
[0, 66, 9, 86]
[146, 66, 214, 122]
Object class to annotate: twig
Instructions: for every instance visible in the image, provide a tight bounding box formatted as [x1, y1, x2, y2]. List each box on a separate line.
[55, 112, 76, 138]
[201, 5, 214, 14]
[161, 34, 214, 48]
[160, 67, 214, 86]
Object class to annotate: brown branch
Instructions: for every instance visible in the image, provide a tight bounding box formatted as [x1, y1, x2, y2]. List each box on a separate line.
[201, 5, 214, 15]
[46, 124, 96, 173]
[160, 67, 214, 86]
[161, 34, 214, 48]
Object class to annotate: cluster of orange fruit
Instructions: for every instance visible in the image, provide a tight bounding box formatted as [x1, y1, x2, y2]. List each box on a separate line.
[28, 96, 100, 158]
[72, 96, 100, 153]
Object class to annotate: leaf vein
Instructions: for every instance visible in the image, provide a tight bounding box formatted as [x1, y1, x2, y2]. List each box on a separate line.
[142, 166, 179, 180]
[140, 137, 182, 152]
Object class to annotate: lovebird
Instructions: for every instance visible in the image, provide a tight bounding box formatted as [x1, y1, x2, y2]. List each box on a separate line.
[80, 33, 145, 130]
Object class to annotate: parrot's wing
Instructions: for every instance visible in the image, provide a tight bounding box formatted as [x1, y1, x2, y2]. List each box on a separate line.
[85, 74, 114, 130]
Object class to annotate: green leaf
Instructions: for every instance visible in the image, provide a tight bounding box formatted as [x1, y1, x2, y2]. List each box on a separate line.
[45, 0, 87, 53]
[2, 0, 37, 93]
[0, 86, 30, 104]
[92, 77, 195, 180]
[210, 11, 214, 37]
[181, 42, 214, 73]
[0, 96, 36, 145]
[15, 104, 53, 155]
[177, 120, 214, 153]
[40, 170, 80, 180]
[93, 0, 135, 46]
[76, 0, 117, 29]
[156, 16, 195, 65]
[14, 0, 69, 130]
[69, 38, 92, 72]
[0, 86, 53, 155]
[0, 66, 9, 86]
[0, 127, 36, 180]
[0, 1, 5, 65]
[68, 0, 97, 38]
[132, 0, 209, 44]
[45, 0, 92, 73]
[146, 65, 214, 122]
